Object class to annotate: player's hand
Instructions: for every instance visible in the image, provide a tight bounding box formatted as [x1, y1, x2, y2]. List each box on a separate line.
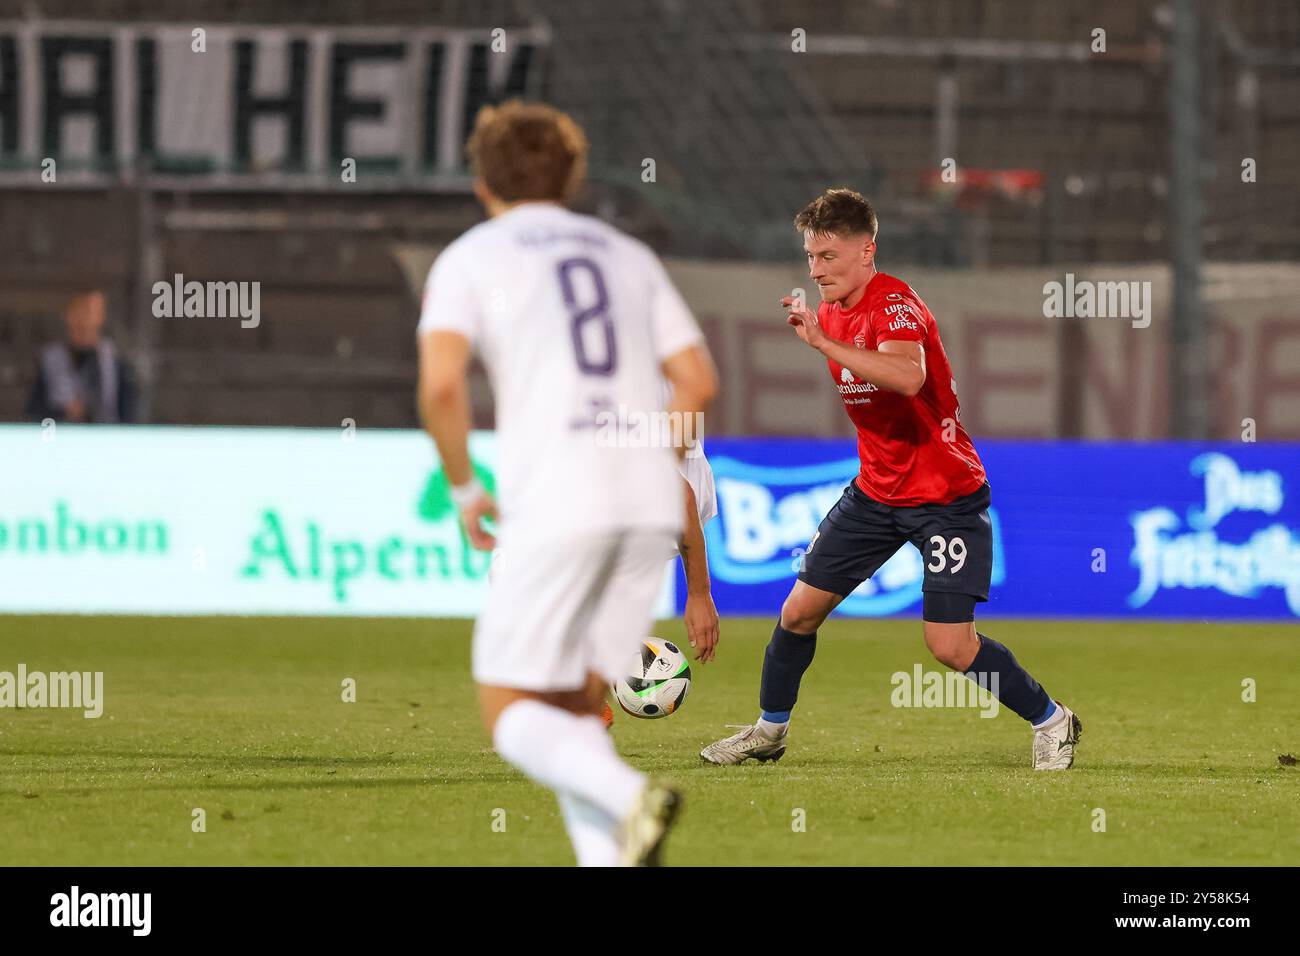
[781, 296, 826, 351]
[684, 591, 720, 663]
[459, 493, 498, 551]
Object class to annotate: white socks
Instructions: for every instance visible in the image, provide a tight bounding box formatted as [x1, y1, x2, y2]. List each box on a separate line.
[493, 699, 646, 866]
[557, 792, 620, 867]
[756, 717, 789, 738]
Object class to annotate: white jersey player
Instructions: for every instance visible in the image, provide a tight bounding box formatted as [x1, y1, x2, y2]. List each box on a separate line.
[416, 101, 717, 867]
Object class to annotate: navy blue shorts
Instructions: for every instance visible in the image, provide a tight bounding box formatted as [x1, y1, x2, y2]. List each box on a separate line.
[797, 480, 994, 604]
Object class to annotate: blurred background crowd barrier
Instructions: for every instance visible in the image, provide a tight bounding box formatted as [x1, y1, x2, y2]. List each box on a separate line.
[2, 0, 1298, 439]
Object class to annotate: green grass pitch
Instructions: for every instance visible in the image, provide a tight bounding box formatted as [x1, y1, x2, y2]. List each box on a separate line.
[1, 615, 1297, 866]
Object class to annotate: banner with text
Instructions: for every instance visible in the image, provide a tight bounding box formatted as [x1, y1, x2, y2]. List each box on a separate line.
[4, 426, 1295, 621]
[693, 438, 1300, 621]
[0, 20, 546, 188]
[0, 424, 671, 617]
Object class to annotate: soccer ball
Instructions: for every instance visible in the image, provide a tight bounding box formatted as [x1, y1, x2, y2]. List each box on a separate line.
[611, 638, 692, 719]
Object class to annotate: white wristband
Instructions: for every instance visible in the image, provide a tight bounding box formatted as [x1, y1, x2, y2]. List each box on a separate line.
[450, 476, 485, 508]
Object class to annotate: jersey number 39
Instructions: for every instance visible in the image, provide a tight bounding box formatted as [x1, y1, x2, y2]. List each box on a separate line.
[927, 534, 967, 573]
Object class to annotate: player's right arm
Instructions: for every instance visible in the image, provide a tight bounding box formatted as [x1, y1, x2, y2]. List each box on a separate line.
[416, 245, 496, 550]
[417, 330, 472, 483]
[417, 331, 497, 551]
[782, 295, 926, 397]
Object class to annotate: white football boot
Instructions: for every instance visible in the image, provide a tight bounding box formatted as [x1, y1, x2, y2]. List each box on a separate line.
[700, 724, 788, 765]
[1032, 701, 1082, 770]
[618, 781, 683, 867]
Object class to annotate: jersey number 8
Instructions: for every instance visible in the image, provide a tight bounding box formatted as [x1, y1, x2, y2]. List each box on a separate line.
[557, 257, 617, 376]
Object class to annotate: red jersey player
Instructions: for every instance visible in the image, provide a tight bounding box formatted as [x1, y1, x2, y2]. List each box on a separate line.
[700, 188, 1082, 771]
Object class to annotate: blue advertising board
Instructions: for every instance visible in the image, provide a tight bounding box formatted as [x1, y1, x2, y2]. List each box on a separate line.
[684, 439, 1300, 621]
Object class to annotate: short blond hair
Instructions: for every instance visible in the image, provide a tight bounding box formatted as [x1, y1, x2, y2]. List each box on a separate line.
[794, 188, 878, 240]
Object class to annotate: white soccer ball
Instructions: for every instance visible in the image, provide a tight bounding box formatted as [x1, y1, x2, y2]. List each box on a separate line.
[612, 638, 692, 719]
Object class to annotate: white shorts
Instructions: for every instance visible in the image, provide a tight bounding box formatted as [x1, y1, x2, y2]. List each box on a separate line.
[473, 529, 677, 691]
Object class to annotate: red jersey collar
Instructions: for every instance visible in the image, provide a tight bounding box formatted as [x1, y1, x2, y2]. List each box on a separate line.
[833, 270, 882, 316]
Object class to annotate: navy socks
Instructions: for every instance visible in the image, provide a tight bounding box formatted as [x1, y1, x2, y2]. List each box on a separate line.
[759, 622, 817, 717]
[756, 623, 1051, 726]
[965, 631, 1053, 723]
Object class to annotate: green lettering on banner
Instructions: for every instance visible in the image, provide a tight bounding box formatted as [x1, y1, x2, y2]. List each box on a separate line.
[241, 510, 299, 579]
[414, 542, 451, 578]
[460, 534, 490, 579]
[136, 522, 168, 553]
[307, 522, 323, 579]
[57, 501, 87, 553]
[1, 503, 169, 557]
[97, 522, 128, 553]
[376, 537, 403, 580]
[18, 520, 48, 552]
[332, 541, 365, 601]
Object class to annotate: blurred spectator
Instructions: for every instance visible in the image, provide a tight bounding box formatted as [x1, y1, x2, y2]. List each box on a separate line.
[25, 291, 138, 423]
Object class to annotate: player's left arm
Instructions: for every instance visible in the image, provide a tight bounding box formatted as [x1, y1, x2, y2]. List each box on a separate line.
[418, 329, 497, 550]
[679, 478, 719, 663]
